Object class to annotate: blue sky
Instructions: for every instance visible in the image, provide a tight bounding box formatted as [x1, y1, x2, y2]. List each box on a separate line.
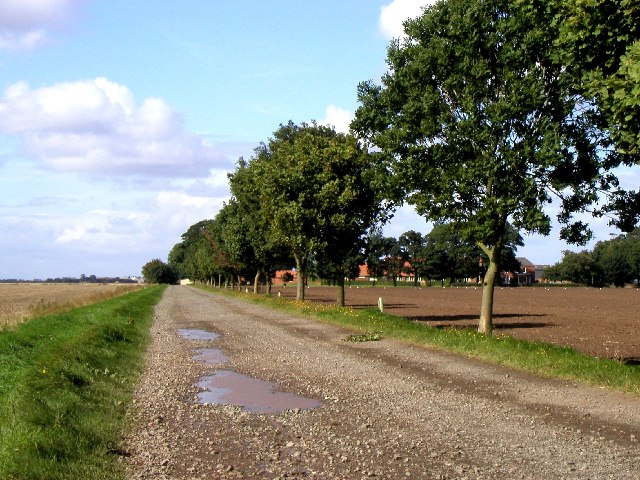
[0, 0, 632, 279]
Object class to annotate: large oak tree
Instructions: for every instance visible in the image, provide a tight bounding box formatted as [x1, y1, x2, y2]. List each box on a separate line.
[352, 0, 632, 333]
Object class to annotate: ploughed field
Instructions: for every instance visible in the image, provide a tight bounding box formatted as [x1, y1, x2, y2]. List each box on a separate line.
[0, 283, 144, 328]
[275, 285, 640, 362]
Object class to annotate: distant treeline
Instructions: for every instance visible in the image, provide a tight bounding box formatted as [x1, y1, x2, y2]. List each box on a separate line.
[0, 276, 140, 284]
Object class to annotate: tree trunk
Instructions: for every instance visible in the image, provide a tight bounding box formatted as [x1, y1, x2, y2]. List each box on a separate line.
[295, 255, 305, 301]
[478, 260, 498, 334]
[253, 271, 260, 294]
[266, 277, 272, 295]
[336, 276, 345, 307]
[478, 241, 502, 335]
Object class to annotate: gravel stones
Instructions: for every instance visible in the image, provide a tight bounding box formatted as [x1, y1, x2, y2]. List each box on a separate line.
[123, 286, 640, 479]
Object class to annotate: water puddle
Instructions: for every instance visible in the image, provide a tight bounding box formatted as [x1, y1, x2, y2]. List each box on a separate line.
[177, 329, 219, 341]
[193, 348, 230, 365]
[196, 370, 322, 414]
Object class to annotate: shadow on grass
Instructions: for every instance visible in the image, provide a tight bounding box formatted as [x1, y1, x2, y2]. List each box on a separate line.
[426, 321, 553, 330]
[409, 313, 546, 323]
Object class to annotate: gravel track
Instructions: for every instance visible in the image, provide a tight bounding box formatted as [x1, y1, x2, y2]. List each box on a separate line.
[123, 286, 640, 479]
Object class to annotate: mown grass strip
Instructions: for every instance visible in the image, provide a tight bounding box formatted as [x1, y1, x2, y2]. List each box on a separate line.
[200, 286, 640, 396]
[0, 285, 165, 480]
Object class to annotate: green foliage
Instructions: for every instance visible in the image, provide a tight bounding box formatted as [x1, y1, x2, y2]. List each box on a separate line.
[354, 0, 615, 246]
[546, 228, 640, 286]
[545, 250, 600, 286]
[551, 0, 640, 228]
[0, 286, 164, 479]
[553, 0, 640, 155]
[228, 157, 293, 286]
[342, 332, 382, 342]
[141, 258, 178, 284]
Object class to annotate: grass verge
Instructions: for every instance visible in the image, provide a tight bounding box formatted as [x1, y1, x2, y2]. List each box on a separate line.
[0, 285, 165, 480]
[199, 286, 640, 396]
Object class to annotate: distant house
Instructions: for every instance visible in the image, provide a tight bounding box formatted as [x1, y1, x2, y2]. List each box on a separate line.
[272, 269, 297, 285]
[514, 257, 537, 284]
[358, 260, 424, 284]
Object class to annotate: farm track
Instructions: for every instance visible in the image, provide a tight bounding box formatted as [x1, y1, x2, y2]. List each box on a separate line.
[123, 285, 640, 479]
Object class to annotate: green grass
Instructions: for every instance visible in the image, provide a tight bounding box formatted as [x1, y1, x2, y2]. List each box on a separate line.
[0, 285, 165, 480]
[201, 285, 640, 396]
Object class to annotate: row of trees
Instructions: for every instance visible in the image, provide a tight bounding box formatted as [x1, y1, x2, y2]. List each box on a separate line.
[148, 0, 639, 334]
[545, 228, 640, 287]
[165, 218, 523, 291]
[167, 121, 390, 306]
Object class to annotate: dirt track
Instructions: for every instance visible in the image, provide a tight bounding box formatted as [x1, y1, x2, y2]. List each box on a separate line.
[124, 286, 640, 479]
[274, 285, 640, 361]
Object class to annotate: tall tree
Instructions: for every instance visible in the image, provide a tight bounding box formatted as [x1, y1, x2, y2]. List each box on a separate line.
[228, 157, 292, 294]
[169, 219, 218, 284]
[398, 230, 428, 287]
[382, 239, 404, 287]
[364, 231, 396, 286]
[252, 121, 388, 304]
[352, 0, 628, 333]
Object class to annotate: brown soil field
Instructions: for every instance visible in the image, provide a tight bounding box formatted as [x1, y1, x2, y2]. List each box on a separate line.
[274, 284, 640, 362]
[0, 283, 144, 328]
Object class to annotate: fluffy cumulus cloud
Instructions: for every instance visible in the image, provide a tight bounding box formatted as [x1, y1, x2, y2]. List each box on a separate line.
[379, 0, 437, 39]
[0, 77, 225, 177]
[0, 0, 80, 50]
[320, 105, 353, 134]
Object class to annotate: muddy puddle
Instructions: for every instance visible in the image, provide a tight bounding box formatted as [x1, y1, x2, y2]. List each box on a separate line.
[177, 329, 219, 341]
[196, 370, 322, 414]
[193, 348, 230, 365]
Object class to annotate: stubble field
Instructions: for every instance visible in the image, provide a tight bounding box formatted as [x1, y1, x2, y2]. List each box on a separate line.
[0, 283, 144, 328]
[275, 284, 640, 362]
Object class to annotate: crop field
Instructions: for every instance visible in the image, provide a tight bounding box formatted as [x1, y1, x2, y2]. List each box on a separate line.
[0, 283, 144, 328]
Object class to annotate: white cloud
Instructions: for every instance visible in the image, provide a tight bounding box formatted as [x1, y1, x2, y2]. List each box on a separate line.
[320, 105, 353, 134]
[379, 0, 436, 40]
[0, 0, 80, 50]
[51, 190, 225, 248]
[0, 78, 226, 177]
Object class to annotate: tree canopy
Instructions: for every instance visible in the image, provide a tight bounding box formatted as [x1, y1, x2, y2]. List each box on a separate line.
[260, 122, 388, 303]
[141, 259, 178, 284]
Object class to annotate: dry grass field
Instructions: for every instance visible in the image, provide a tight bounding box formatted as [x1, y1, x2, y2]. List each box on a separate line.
[0, 283, 144, 329]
